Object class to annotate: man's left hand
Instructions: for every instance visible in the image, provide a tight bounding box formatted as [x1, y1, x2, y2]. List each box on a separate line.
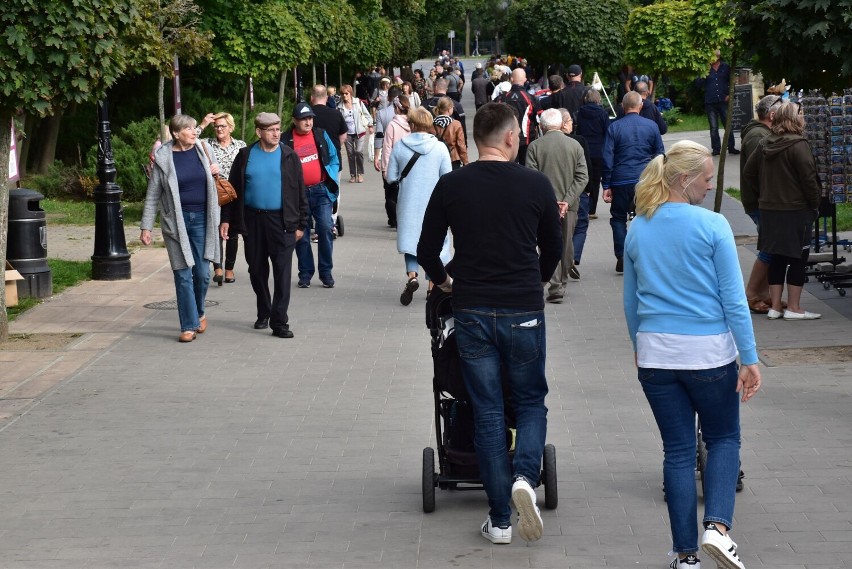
[556, 201, 569, 218]
[295, 229, 304, 241]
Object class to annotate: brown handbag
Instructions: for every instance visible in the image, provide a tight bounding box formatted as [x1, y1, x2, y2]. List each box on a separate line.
[200, 142, 238, 206]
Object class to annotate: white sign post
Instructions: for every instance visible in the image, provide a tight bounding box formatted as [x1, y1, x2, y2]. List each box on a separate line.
[8, 122, 19, 182]
[448, 30, 455, 57]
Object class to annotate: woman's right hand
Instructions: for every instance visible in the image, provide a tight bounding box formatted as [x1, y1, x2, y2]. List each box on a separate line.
[737, 364, 762, 402]
[140, 229, 152, 246]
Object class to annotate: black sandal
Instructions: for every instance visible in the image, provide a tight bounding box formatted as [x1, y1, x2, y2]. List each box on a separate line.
[400, 276, 419, 306]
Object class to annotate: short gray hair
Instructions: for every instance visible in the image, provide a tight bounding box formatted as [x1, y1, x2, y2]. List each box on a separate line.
[169, 114, 196, 137]
[622, 91, 642, 111]
[433, 77, 448, 93]
[756, 94, 781, 120]
[539, 108, 563, 132]
[635, 81, 649, 94]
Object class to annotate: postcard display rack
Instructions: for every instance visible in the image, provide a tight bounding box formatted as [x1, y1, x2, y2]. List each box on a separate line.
[801, 90, 851, 295]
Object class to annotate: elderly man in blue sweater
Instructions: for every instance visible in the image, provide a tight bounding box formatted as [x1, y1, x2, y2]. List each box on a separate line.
[602, 91, 665, 273]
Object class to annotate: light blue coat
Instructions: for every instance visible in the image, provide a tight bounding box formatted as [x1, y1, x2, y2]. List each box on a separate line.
[386, 133, 452, 261]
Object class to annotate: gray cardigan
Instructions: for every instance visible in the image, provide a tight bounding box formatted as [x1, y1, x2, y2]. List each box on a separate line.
[141, 140, 220, 270]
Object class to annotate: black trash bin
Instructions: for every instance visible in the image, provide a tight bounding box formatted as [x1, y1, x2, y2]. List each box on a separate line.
[7, 188, 52, 299]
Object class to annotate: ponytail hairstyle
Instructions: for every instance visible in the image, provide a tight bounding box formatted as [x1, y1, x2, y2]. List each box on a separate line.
[635, 140, 711, 219]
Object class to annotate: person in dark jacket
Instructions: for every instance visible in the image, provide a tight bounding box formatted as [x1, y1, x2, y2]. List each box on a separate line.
[696, 50, 739, 155]
[223, 112, 308, 338]
[283, 102, 341, 290]
[739, 94, 780, 314]
[497, 68, 540, 165]
[575, 88, 610, 218]
[742, 101, 821, 320]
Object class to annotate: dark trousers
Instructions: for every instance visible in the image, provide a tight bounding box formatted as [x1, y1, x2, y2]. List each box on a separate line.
[768, 248, 810, 287]
[243, 208, 296, 331]
[213, 234, 239, 271]
[516, 144, 529, 166]
[448, 92, 461, 102]
[587, 156, 604, 215]
[705, 101, 737, 153]
[383, 177, 398, 227]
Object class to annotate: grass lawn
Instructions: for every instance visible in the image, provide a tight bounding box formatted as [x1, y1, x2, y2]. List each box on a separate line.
[667, 113, 709, 133]
[7, 259, 92, 321]
[725, 188, 852, 231]
[42, 199, 144, 226]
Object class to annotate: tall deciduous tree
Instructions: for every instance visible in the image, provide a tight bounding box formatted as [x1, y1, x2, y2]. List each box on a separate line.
[0, 0, 137, 342]
[127, 0, 213, 140]
[505, 0, 630, 73]
[738, 0, 852, 92]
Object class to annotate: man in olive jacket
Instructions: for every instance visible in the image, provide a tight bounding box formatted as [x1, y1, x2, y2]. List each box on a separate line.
[222, 112, 308, 338]
[526, 108, 589, 303]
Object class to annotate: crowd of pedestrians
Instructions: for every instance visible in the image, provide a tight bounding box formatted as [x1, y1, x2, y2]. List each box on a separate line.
[136, 53, 842, 568]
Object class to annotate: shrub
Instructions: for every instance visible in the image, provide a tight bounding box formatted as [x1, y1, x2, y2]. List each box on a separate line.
[84, 116, 160, 202]
[22, 162, 96, 200]
[662, 107, 683, 125]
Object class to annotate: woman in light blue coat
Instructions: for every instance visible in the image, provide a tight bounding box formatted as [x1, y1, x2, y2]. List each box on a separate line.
[140, 114, 221, 342]
[386, 106, 452, 306]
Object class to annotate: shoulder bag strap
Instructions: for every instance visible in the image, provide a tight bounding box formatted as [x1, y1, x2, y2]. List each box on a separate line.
[199, 142, 219, 179]
[399, 152, 421, 181]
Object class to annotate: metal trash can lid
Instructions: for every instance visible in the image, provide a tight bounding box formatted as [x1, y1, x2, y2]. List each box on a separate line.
[8, 188, 46, 219]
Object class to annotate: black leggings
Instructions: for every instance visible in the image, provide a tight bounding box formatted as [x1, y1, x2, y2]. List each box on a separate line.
[768, 248, 809, 287]
[213, 234, 239, 271]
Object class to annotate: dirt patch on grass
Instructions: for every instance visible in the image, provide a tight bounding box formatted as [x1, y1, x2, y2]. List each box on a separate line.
[760, 345, 852, 367]
[0, 333, 82, 351]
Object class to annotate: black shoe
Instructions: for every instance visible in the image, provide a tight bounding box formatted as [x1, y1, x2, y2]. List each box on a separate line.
[616, 257, 624, 274]
[321, 276, 335, 289]
[254, 317, 269, 329]
[568, 264, 580, 280]
[271, 327, 294, 338]
[728, 148, 740, 155]
[712, 150, 720, 156]
[400, 277, 419, 306]
[298, 280, 310, 288]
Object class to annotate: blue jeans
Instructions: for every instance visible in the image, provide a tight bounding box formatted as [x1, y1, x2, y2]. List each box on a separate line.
[609, 183, 635, 259]
[454, 307, 549, 526]
[296, 184, 334, 281]
[173, 210, 210, 332]
[572, 192, 590, 263]
[706, 101, 737, 153]
[638, 361, 741, 553]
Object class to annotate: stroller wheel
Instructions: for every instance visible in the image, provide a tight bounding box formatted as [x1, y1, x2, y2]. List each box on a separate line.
[423, 447, 436, 513]
[542, 444, 558, 509]
[336, 215, 344, 237]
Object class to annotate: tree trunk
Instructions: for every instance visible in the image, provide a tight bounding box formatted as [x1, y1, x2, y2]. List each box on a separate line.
[339, 64, 343, 90]
[158, 74, 169, 143]
[241, 76, 250, 142]
[715, 49, 739, 213]
[465, 12, 471, 57]
[0, 110, 12, 343]
[34, 112, 62, 175]
[277, 69, 288, 117]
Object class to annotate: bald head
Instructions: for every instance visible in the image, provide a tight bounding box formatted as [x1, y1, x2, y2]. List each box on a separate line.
[511, 68, 526, 86]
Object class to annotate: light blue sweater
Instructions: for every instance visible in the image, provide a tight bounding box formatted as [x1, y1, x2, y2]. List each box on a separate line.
[623, 202, 758, 365]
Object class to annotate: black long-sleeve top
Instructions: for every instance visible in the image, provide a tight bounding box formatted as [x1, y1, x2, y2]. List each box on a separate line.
[417, 161, 563, 310]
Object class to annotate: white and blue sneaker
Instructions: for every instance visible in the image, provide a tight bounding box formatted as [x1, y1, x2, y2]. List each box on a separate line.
[481, 517, 511, 544]
[511, 477, 543, 542]
[701, 523, 745, 569]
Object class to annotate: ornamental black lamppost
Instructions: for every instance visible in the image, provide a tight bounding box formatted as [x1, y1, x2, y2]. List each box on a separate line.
[91, 99, 131, 280]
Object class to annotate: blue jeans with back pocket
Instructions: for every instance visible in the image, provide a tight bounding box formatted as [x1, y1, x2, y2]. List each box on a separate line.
[453, 307, 549, 526]
[638, 361, 741, 553]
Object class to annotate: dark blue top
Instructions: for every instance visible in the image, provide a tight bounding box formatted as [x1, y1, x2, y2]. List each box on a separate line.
[575, 103, 610, 158]
[702, 61, 731, 104]
[173, 149, 207, 212]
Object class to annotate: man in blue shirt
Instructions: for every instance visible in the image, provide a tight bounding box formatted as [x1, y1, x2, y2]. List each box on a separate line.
[698, 50, 740, 156]
[602, 92, 665, 273]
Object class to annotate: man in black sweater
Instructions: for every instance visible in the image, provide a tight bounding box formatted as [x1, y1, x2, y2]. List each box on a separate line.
[417, 103, 562, 546]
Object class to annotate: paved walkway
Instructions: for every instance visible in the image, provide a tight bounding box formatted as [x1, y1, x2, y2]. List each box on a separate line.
[1, 73, 851, 568]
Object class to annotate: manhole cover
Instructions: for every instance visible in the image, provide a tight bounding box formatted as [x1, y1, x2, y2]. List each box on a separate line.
[144, 299, 219, 310]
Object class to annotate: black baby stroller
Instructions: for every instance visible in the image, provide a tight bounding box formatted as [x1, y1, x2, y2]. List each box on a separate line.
[421, 288, 558, 513]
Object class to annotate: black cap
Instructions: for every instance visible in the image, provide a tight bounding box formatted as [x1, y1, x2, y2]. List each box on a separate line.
[567, 64, 582, 77]
[292, 102, 315, 119]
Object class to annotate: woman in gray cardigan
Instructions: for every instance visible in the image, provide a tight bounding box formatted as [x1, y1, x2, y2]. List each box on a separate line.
[140, 114, 221, 342]
[386, 106, 452, 306]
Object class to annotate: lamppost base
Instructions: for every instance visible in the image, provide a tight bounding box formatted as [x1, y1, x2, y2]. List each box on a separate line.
[91, 256, 132, 281]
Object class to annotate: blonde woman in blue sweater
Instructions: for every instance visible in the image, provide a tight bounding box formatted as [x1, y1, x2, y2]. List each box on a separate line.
[623, 140, 762, 569]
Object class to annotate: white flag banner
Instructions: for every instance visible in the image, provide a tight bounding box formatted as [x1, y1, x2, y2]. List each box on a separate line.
[9, 122, 19, 182]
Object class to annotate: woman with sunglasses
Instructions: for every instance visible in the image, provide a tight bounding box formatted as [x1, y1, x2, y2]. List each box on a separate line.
[743, 100, 821, 320]
[624, 140, 761, 569]
[338, 84, 373, 183]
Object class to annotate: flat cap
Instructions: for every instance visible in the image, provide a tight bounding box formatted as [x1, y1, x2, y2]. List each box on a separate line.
[255, 112, 281, 128]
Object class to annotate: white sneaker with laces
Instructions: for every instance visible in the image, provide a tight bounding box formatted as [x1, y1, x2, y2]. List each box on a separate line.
[701, 523, 745, 569]
[670, 553, 701, 569]
[511, 478, 543, 542]
[480, 517, 511, 544]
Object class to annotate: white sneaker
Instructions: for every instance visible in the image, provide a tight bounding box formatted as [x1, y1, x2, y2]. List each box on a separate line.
[701, 523, 745, 569]
[766, 309, 783, 320]
[481, 517, 511, 544]
[782, 310, 821, 320]
[670, 554, 701, 569]
[511, 478, 543, 542]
